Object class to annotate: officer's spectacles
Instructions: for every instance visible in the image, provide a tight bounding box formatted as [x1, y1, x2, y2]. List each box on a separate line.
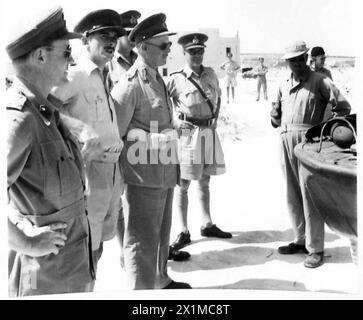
[44, 46, 72, 60]
[187, 48, 205, 56]
[145, 41, 172, 51]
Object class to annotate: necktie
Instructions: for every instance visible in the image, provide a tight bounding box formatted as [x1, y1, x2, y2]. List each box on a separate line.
[99, 67, 113, 121]
[156, 71, 173, 121]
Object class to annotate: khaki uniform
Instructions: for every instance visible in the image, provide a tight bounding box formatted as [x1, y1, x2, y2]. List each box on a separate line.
[271, 68, 351, 253]
[220, 59, 240, 87]
[167, 64, 226, 180]
[108, 51, 138, 87]
[52, 55, 123, 253]
[167, 64, 226, 232]
[7, 78, 94, 296]
[255, 64, 268, 100]
[111, 58, 178, 289]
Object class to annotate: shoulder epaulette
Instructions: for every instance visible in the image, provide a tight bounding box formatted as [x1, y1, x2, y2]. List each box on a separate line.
[169, 69, 185, 76]
[6, 90, 27, 111]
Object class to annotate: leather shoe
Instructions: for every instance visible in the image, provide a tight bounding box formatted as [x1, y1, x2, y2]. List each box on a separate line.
[278, 242, 308, 254]
[170, 231, 191, 251]
[168, 247, 191, 261]
[200, 224, 232, 238]
[164, 280, 192, 289]
[304, 252, 324, 268]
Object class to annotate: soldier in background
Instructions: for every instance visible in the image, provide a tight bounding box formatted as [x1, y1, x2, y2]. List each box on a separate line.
[5, 77, 13, 89]
[310, 46, 333, 80]
[220, 52, 240, 103]
[167, 33, 232, 254]
[254, 57, 268, 101]
[271, 40, 351, 268]
[6, 6, 94, 296]
[108, 10, 141, 87]
[111, 13, 191, 290]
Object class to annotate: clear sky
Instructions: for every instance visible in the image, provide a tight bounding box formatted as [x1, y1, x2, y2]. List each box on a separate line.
[0, 0, 361, 55]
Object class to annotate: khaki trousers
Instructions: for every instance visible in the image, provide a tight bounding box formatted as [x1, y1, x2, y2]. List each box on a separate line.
[123, 185, 174, 289]
[281, 131, 325, 253]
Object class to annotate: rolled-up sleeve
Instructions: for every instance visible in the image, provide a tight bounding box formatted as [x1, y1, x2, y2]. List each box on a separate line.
[270, 86, 282, 128]
[111, 77, 137, 139]
[320, 77, 351, 117]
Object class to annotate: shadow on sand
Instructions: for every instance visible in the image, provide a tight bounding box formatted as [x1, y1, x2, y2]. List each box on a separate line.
[168, 230, 351, 273]
[196, 279, 349, 294]
[189, 229, 340, 246]
[198, 278, 308, 291]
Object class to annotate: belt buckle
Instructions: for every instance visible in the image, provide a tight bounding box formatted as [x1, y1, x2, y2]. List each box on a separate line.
[207, 118, 214, 126]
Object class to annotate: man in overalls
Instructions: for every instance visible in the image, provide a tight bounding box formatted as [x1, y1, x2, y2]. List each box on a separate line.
[271, 40, 351, 268]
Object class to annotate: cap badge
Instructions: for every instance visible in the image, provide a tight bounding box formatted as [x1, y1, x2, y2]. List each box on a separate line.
[192, 36, 199, 44]
[130, 16, 137, 24]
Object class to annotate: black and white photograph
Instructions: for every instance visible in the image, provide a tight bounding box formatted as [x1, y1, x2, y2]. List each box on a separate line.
[0, 0, 361, 302]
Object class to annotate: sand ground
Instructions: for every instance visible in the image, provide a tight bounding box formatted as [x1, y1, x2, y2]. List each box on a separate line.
[92, 71, 360, 300]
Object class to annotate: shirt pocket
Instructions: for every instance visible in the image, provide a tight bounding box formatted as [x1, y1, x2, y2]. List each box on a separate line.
[40, 140, 83, 198]
[84, 89, 110, 122]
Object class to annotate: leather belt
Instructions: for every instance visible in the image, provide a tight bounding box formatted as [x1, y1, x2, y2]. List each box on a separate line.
[179, 113, 214, 127]
[11, 198, 86, 227]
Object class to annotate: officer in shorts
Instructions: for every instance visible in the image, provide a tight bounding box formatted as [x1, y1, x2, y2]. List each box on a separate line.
[167, 33, 232, 253]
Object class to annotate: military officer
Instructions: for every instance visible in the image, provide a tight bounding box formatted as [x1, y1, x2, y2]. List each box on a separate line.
[108, 10, 141, 87]
[167, 33, 232, 253]
[6, 6, 94, 296]
[271, 41, 351, 268]
[52, 9, 125, 277]
[111, 13, 191, 290]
